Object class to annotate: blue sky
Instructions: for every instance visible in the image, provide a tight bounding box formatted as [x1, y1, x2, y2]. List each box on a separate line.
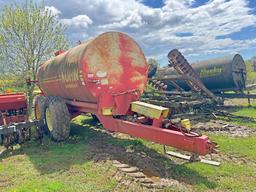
[0, 0, 256, 65]
[140, 0, 256, 63]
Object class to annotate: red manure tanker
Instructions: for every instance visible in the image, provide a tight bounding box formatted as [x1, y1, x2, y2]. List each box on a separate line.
[35, 32, 217, 156]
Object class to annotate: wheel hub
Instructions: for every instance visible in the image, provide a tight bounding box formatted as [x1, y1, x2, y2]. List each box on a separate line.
[45, 108, 53, 132]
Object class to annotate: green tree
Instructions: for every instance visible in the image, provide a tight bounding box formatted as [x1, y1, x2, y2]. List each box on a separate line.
[147, 58, 159, 67]
[0, 1, 69, 116]
[147, 58, 159, 78]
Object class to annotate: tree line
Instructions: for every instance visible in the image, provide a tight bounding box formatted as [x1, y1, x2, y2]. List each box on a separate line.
[0, 0, 69, 115]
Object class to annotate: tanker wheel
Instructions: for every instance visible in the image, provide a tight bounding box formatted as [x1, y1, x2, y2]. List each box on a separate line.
[34, 96, 46, 119]
[34, 95, 47, 132]
[44, 96, 70, 142]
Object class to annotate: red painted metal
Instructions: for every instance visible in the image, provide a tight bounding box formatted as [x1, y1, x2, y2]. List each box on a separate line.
[96, 114, 216, 155]
[0, 93, 27, 111]
[65, 100, 98, 114]
[1, 115, 27, 125]
[66, 99, 216, 155]
[0, 93, 27, 125]
[54, 50, 65, 56]
[38, 32, 148, 116]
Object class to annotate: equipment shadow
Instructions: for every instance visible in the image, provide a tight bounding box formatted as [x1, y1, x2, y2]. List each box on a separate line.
[0, 117, 217, 189]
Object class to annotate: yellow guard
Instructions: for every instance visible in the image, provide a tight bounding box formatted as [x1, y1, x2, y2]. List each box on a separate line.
[131, 101, 169, 119]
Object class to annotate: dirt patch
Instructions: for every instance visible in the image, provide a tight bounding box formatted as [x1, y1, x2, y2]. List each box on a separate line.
[224, 99, 256, 106]
[81, 128, 206, 192]
[192, 120, 256, 137]
[0, 177, 13, 189]
[111, 159, 183, 190]
[204, 152, 256, 167]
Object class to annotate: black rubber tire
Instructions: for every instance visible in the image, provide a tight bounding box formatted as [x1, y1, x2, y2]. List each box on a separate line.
[34, 95, 47, 132]
[44, 96, 70, 142]
[34, 95, 46, 120]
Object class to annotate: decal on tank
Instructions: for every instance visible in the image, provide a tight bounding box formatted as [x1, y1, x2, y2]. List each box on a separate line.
[101, 78, 109, 85]
[60, 64, 79, 83]
[79, 70, 86, 86]
[96, 71, 107, 78]
[65, 83, 78, 88]
[88, 74, 94, 78]
[199, 67, 223, 78]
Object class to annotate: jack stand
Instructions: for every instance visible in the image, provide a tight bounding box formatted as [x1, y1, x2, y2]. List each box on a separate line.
[163, 145, 220, 166]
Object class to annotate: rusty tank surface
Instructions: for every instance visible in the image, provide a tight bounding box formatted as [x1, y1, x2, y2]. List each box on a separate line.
[154, 54, 246, 92]
[37, 32, 148, 114]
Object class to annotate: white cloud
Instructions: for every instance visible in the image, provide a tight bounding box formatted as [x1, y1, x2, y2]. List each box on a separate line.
[43, 0, 256, 62]
[45, 6, 61, 17]
[163, 0, 195, 10]
[62, 15, 93, 28]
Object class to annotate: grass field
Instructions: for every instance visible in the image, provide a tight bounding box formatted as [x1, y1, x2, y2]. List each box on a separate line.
[0, 107, 256, 192]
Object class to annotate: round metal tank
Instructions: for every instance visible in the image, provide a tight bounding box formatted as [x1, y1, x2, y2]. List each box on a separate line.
[156, 54, 246, 92]
[38, 32, 148, 103]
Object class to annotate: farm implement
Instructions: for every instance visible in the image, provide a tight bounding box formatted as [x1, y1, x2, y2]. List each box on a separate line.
[0, 93, 42, 148]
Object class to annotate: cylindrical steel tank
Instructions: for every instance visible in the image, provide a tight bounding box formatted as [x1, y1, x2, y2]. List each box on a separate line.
[37, 32, 148, 104]
[155, 54, 246, 92]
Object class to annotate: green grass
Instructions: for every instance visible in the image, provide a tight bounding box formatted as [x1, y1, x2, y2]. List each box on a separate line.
[232, 107, 256, 118]
[247, 71, 256, 83]
[110, 133, 256, 191]
[216, 106, 256, 128]
[0, 115, 256, 192]
[0, 119, 118, 192]
[0, 140, 117, 192]
[210, 134, 256, 160]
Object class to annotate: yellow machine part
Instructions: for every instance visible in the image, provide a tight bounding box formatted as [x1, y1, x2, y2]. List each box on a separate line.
[102, 107, 113, 115]
[181, 119, 191, 130]
[5, 89, 13, 93]
[131, 101, 169, 119]
[33, 89, 42, 95]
